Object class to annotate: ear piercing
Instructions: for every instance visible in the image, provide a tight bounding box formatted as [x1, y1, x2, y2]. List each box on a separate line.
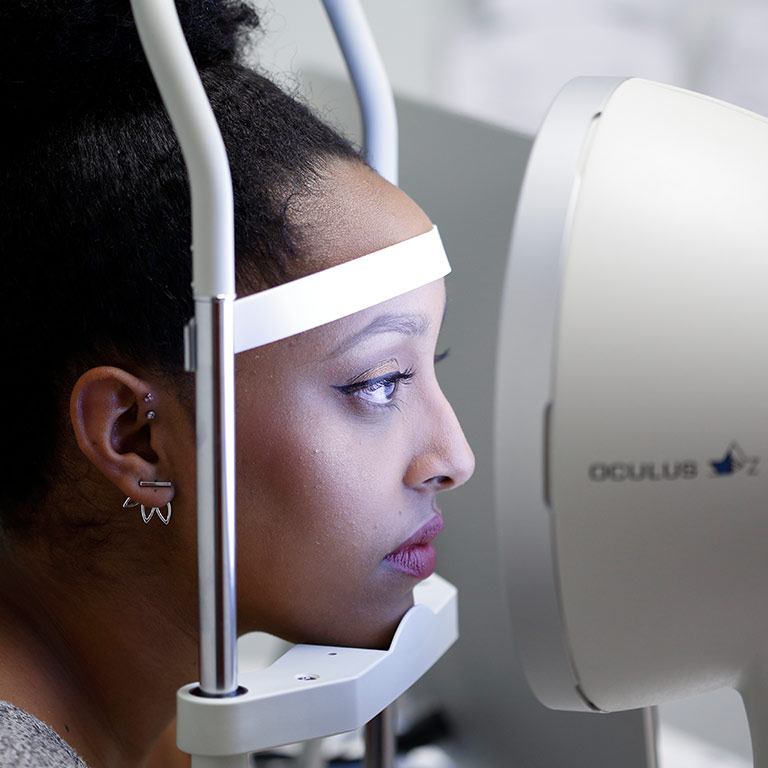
[124, 479, 174, 525]
[123, 496, 173, 525]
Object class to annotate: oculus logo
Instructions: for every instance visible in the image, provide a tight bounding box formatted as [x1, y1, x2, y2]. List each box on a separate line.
[587, 442, 760, 481]
[588, 461, 697, 482]
[710, 442, 759, 476]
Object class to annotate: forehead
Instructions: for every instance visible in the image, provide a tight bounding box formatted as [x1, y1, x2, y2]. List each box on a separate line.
[292, 159, 433, 274]
[319, 279, 447, 359]
[235, 161, 440, 373]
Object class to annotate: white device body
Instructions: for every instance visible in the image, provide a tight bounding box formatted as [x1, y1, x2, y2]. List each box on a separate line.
[496, 77, 768, 764]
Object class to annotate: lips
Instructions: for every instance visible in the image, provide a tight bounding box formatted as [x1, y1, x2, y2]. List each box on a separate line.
[384, 513, 444, 579]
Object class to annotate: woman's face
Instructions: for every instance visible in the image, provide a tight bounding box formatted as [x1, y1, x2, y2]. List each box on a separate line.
[233, 162, 474, 648]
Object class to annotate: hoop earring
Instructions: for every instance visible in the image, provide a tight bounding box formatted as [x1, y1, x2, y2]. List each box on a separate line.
[141, 503, 172, 525]
[123, 497, 173, 525]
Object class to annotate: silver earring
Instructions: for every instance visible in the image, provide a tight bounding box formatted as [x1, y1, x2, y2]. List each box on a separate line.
[155, 503, 172, 525]
[141, 502, 172, 525]
[123, 479, 173, 525]
[122, 498, 172, 525]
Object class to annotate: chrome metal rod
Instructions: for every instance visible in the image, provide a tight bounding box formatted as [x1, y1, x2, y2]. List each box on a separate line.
[129, 0, 238, 699]
[642, 708, 659, 768]
[364, 704, 396, 768]
[195, 298, 237, 696]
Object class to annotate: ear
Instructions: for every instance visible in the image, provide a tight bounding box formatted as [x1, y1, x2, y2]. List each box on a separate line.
[69, 366, 174, 507]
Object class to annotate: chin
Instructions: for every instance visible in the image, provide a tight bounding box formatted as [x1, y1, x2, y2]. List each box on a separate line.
[347, 591, 417, 651]
[283, 593, 416, 651]
[239, 587, 416, 650]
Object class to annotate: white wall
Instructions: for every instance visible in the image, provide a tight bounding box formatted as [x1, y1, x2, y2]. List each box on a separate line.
[252, 0, 465, 106]
[256, 0, 768, 135]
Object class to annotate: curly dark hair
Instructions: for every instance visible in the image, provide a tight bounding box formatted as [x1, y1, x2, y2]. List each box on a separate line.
[0, 0, 361, 528]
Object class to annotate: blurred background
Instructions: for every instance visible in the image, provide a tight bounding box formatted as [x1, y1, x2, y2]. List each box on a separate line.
[253, 0, 768, 134]
[246, 2, 765, 765]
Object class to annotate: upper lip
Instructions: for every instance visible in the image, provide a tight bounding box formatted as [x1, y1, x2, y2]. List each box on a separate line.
[387, 512, 444, 556]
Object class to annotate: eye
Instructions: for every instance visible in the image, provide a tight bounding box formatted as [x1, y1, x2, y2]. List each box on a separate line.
[357, 373, 400, 405]
[333, 368, 415, 408]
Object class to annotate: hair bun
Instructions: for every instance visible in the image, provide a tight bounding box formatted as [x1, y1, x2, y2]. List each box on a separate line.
[2, 0, 259, 115]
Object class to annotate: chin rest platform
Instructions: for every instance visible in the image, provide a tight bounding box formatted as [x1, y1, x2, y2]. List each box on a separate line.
[177, 574, 457, 759]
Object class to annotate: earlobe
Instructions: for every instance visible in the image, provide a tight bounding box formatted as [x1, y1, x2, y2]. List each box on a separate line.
[69, 366, 170, 503]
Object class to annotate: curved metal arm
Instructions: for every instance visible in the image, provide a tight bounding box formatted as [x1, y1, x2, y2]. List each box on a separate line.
[129, 0, 238, 698]
[322, 0, 399, 185]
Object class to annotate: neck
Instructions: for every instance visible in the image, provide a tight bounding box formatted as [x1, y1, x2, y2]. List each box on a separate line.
[0, 537, 199, 768]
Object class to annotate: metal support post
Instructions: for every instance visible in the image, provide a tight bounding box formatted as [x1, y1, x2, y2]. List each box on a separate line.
[364, 703, 396, 768]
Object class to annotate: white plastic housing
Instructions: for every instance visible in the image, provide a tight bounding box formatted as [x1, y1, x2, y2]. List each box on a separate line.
[496, 77, 768, 763]
[177, 575, 457, 758]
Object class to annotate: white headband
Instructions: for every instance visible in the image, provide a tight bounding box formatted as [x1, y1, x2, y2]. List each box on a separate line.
[233, 225, 450, 354]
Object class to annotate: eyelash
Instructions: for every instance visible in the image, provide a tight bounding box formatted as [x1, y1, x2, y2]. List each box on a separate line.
[332, 349, 448, 410]
[333, 367, 416, 409]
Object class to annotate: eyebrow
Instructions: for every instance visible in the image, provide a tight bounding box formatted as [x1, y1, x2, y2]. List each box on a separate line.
[328, 312, 432, 358]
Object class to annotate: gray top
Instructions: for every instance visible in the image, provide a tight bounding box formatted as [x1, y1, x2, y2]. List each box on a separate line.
[0, 701, 90, 767]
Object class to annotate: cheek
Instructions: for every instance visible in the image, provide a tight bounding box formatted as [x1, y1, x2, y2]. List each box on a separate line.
[233, 399, 415, 644]
[235, 397, 402, 566]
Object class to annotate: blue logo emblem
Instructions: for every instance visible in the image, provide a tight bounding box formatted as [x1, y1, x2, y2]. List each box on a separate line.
[710, 442, 759, 476]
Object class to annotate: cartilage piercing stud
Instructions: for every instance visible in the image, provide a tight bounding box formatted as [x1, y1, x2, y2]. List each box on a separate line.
[143, 393, 154, 403]
[146, 410, 156, 420]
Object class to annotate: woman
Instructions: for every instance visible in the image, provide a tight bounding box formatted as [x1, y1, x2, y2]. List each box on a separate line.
[0, 1, 474, 766]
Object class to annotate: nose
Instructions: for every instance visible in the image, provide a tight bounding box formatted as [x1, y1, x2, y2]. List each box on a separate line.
[403, 386, 475, 492]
